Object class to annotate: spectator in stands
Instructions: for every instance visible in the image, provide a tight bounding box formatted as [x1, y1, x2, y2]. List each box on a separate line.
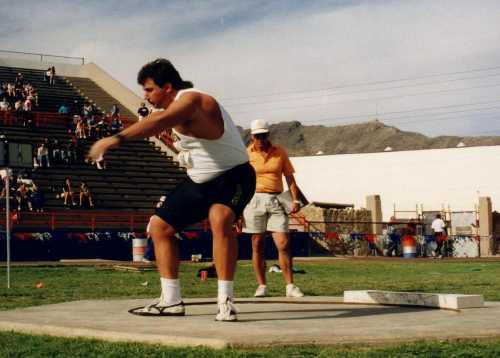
[64, 141, 76, 164]
[14, 73, 24, 89]
[14, 99, 23, 124]
[44, 67, 51, 82]
[79, 181, 95, 208]
[16, 182, 31, 211]
[0, 98, 10, 111]
[22, 97, 34, 129]
[59, 177, 76, 207]
[96, 117, 109, 138]
[137, 102, 149, 120]
[27, 87, 38, 107]
[36, 142, 50, 168]
[30, 184, 44, 212]
[110, 103, 120, 119]
[58, 103, 70, 116]
[75, 116, 87, 139]
[242, 119, 304, 298]
[83, 102, 93, 119]
[71, 100, 81, 117]
[110, 116, 123, 134]
[87, 116, 97, 138]
[48, 66, 56, 85]
[52, 139, 62, 165]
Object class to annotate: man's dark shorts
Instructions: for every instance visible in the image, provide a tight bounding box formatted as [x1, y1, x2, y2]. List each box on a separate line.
[155, 162, 256, 231]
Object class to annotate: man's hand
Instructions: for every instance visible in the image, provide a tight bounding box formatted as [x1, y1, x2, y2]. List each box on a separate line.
[291, 201, 300, 214]
[88, 136, 120, 162]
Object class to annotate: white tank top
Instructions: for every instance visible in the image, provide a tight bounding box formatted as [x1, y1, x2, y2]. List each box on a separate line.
[171, 89, 248, 183]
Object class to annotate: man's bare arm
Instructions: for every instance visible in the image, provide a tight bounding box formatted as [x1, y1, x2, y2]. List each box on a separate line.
[118, 93, 198, 141]
[88, 93, 198, 160]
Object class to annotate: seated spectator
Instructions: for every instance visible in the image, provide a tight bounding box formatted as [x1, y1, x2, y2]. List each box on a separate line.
[16, 182, 31, 211]
[87, 116, 97, 138]
[14, 99, 23, 123]
[29, 88, 39, 107]
[59, 177, 76, 207]
[51, 139, 62, 165]
[71, 100, 81, 117]
[137, 102, 149, 120]
[110, 103, 120, 119]
[0, 98, 10, 111]
[64, 142, 76, 164]
[58, 103, 69, 116]
[30, 184, 44, 212]
[14, 73, 24, 88]
[0, 82, 6, 100]
[83, 102, 93, 119]
[96, 118, 110, 138]
[110, 117, 123, 134]
[79, 181, 95, 208]
[22, 98, 34, 129]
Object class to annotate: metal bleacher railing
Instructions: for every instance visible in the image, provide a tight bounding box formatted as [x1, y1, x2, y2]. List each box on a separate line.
[0, 50, 85, 66]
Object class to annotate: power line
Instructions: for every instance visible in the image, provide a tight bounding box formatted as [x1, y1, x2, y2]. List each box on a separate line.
[299, 98, 500, 125]
[220, 64, 500, 102]
[379, 105, 500, 124]
[224, 71, 500, 107]
[389, 111, 500, 127]
[229, 82, 500, 116]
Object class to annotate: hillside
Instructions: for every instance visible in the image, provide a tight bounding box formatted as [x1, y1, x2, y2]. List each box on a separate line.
[240, 120, 500, 156]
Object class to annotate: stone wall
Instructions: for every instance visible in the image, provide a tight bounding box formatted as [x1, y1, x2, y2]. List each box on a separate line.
[292, 204, 372, 256]
[295, 204, 372, 234]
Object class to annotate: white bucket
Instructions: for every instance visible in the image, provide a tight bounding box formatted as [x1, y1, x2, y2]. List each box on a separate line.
[132, 238, 148, 262]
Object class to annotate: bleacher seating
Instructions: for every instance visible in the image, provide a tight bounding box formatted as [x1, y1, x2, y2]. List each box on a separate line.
[0, 66, 82, 113]
[0, 65, 187, 213]
[66, 77, 136, 118]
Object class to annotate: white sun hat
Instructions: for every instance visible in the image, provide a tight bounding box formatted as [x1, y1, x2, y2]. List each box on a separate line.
[250, 119, 269, 134]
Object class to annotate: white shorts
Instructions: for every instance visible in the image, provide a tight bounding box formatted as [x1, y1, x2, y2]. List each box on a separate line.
[242, 193, 288, 233]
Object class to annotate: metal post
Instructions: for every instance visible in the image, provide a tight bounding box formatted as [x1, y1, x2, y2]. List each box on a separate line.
[5, 171, 10, 289]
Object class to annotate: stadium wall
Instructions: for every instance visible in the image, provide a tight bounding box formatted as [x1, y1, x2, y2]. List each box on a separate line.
[290, 145, 499, 220]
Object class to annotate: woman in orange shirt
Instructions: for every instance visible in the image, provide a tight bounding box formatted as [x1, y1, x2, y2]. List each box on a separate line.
[243, 119, 304, 298]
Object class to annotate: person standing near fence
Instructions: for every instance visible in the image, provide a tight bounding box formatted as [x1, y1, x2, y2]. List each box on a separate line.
[431, 214, 447, 258]
[242, 119, 304, 298]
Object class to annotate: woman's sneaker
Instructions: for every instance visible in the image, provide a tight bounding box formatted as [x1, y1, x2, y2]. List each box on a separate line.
[286, 284, 304, 298]
[215, 296, 238, 322]
[254, 285, 268, 297]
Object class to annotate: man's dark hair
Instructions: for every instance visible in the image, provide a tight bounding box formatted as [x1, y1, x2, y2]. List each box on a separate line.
[137, 59, 193, 89]
[436, 214, 441, 219]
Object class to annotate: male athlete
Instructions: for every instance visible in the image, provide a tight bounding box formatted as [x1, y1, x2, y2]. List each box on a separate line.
[89, 59, 256, 321]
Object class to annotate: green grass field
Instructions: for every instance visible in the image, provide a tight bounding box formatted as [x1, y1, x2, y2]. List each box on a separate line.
[2, 259, 500, 357]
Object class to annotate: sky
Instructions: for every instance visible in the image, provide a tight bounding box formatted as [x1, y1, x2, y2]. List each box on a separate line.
[2, 0, 500, 137]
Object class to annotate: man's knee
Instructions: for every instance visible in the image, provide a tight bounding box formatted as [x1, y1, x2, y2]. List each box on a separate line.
[149, 215, 176, 240]
[209, 205, 235, 233]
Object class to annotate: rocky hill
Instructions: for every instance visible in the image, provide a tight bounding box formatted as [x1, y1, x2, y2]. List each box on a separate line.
[240, 120, 500, 156]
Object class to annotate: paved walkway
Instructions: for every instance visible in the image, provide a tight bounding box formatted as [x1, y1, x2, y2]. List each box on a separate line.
[0, 296, 499, 348]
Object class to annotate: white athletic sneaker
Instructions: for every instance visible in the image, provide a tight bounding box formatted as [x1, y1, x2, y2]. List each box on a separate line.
[254, 285, 268, 297]
[136, 296, 185, 316]
[286, 284, 304, 298]
[215, 296, 238, 322]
